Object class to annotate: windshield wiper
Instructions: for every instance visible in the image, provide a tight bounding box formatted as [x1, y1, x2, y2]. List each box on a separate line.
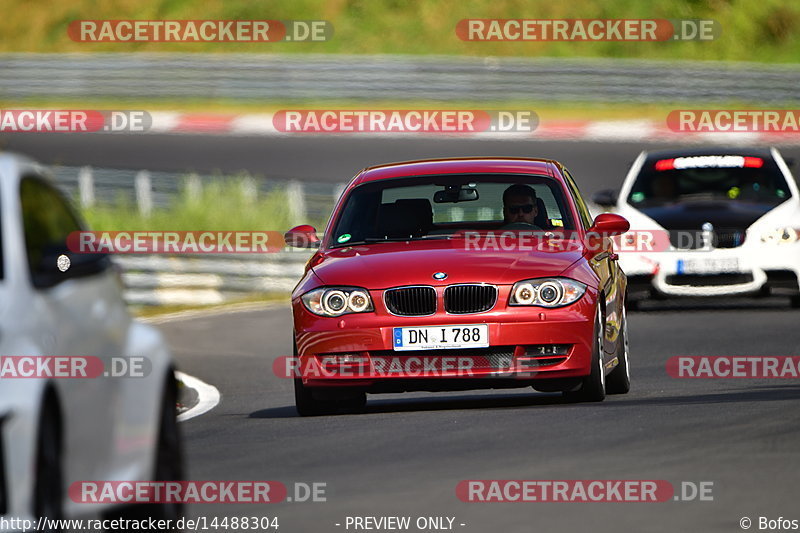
[363, 235, 452, 243]
[330, 235, 454, 247]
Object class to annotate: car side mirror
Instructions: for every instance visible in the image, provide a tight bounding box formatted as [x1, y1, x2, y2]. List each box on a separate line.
[588, 213, 630, 237]
[284, 225, 321, 248]
[32, 247, 110, 289]
[592, 189, 619, 207]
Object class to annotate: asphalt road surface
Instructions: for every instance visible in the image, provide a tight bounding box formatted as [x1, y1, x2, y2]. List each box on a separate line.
[9, 132, 799, 531]
[4, 132, 800, 197]
[161, 298, 800, 533]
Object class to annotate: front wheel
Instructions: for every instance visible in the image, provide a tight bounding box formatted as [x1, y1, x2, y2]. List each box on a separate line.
[563, 305, 606, 403]
[294, 378, 336, 416]
[34, 397, 63, 533]
[151, 377, 184, 520]
[606, 304, 631, 395]
[110, 376, 184, 524]
[294, 379, 366, 416]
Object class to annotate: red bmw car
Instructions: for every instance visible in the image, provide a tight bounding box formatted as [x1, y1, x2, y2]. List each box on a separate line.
[285, 157, 631, 415]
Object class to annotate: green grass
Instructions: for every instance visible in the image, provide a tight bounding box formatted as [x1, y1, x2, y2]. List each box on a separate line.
[0, 97, 724, 121]
[80, 177, 328, 232]
[80, 179, 310, 314]
[8, 97, 795, 126]
[1, 0, 800, 62]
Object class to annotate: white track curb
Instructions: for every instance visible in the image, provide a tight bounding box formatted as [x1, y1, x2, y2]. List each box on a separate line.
[176, 371, 221, 422]
[145, 112, 800, 145]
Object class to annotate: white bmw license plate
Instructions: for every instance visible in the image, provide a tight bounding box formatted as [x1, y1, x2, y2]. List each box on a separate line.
[392, 324, 489, 351]
[677, 257, 739, 275]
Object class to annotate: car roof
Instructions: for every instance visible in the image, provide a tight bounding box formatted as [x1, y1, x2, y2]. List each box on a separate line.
[0, 152, 49, 193]
[352, 157, 559, 186]
[642, 146, 775, 161]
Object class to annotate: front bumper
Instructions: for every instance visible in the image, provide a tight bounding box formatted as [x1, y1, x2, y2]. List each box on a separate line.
[292, 290, 598, 389]
[620, 244, 800, 297]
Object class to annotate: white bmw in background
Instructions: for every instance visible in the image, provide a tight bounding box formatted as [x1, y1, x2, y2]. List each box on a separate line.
[593, 147, 800, 307]
[0, 153, 182, 529]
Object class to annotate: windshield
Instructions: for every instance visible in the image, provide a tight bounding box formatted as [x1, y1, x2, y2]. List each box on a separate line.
[628, 155, 791, 207]
[329, 173, 577, 248]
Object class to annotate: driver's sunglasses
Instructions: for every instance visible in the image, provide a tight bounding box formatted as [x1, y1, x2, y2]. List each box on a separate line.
[506, 204, 534, 215]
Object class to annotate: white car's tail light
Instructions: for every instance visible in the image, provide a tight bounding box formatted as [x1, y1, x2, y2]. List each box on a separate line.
[509, 278, 586, 308]
[302, 287, 374, 317]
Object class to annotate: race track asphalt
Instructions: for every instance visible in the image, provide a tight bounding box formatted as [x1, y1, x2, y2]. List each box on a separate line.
[4, 131, 800, 197]
[8, 131, 799, 532]
[160, 298, 800, 533]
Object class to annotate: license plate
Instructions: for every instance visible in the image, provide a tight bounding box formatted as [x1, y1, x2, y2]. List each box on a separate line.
[676, 257, 739, 274]
[392, 324, 489, 351]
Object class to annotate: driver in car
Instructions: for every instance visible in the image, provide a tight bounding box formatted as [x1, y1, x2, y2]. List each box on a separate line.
[502, 183, 540, 228]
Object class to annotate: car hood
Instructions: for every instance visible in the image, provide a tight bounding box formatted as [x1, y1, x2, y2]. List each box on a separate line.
[637, 200, 775, 231]
[310, 239, 584, 289]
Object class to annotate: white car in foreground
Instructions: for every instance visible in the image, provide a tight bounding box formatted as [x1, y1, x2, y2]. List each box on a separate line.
[593, 147, 800, 307]
[0, 153, 182, 529]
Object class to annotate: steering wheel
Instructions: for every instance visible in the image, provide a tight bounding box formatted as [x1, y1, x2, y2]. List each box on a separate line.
[500, 222, 542, 230]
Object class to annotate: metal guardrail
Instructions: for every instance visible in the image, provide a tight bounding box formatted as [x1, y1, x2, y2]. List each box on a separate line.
[2, 53, 800, 104]
[50, 165, 344, 223]
[48, 165, 330, 306]
[116, 253, 312, 306]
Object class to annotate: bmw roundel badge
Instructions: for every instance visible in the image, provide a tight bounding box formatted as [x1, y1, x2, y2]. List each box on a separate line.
[433, 272, 448, 280]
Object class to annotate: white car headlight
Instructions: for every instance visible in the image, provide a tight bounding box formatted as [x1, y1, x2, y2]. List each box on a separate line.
[509, 278, 586, 308]
[302, 287, 374, 317]
[760, 227, 799, 245]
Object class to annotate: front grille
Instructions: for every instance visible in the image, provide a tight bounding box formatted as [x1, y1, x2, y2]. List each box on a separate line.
[444, 284, 498, 314]
[714, 229, 747, 249]
[669, 229, 746, 250]
[384, 286, 437, 316]
[669, 230, 704, 250]
[665, 273, 754, 286]
[371, 347, 515, 369]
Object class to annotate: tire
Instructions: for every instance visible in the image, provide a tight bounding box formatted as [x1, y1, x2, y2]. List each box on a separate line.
[563, 304, 606, 403]
[606, 303, 631, 395]
[336, 391, 367, 412]
[293, 338, 335, 416]
[112, 377, 184, 524]
[294, 378, 366, 416]
[294, 377, 337, 416]
[293, 337, 367, 416]
[34, 396, 63, 532]
[150, 377, 184, 520]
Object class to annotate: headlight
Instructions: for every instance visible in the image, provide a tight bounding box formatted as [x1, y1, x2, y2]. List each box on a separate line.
[301, 287, 374, 317]
[509, 278, 586, 308]
[761, 227, 799, 245]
